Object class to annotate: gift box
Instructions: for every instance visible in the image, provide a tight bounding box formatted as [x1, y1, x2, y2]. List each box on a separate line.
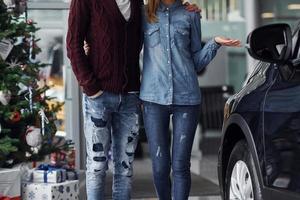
[32, 164, 66, 183]
[22, 180, 79, 200]
[0, 168, 21, 199]
[66, 169, 78, 181]
[0, 197, 21, 200]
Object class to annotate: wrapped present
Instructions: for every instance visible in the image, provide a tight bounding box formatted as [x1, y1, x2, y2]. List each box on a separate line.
[22, 180, 79, 200]
[0, 168, 21, 198]
[50, 149, 76, 169]
[0, 197, 21, 200]
[32, 164, 66, 183]
[66, 149, 76, 169]
[50, 151, 67, 167]
[66, 169, 78, 181]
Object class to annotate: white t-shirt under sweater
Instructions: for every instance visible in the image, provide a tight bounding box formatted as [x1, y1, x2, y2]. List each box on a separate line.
[115, 0, 131, 21]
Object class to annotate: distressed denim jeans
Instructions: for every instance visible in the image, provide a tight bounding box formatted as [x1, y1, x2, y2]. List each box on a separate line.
[142, 101, 200, 200]
[82, 92, 141, 200]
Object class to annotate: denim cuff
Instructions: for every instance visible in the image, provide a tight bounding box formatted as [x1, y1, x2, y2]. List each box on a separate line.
[207, 38, 222, 50]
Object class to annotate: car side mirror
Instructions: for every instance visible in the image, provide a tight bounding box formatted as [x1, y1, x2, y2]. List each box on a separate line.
[246, 23, 293, 63]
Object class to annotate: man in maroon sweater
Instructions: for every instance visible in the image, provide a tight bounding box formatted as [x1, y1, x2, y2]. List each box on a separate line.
[67, 0, 199, 199]
[67, 0, 143, 199]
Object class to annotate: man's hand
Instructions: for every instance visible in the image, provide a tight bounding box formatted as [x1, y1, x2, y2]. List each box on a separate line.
[214, 36, 241, 47]
[184, 2, 202, 13]
[84, 40, 90, 56]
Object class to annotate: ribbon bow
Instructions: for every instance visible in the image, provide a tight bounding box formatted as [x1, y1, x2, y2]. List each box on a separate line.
[37, 164, 64, 183]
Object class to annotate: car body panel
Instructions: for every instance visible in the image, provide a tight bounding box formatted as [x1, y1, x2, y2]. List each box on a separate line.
[218, 22, 300, 200]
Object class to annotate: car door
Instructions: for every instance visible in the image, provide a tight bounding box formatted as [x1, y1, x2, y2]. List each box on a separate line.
[262, 26, 300, 199]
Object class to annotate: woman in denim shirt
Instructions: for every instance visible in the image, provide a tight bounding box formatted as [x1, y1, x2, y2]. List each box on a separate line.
[141, 0, 240, 199]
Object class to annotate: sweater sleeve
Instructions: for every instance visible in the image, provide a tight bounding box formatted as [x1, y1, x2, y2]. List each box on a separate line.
[190, 12, 221, 72]
[66, 0, 102, 96]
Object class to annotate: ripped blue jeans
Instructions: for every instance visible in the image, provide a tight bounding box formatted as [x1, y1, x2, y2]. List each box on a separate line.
[142, 101, 200, 200]
[82, 92, 141, 200]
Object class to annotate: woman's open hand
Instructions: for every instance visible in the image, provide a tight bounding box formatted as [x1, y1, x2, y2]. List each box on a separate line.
[214, 36, 241, 47]
[83, 40, 90, 55]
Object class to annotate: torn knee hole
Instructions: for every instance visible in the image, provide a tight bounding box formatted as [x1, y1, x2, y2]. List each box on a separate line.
[91, 116, 107, 127]
[128, 136, 134, 143]
[93, 143, 104, 152]
[93, 156, 107, 162]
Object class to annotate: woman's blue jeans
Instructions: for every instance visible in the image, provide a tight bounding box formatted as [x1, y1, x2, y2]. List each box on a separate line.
[142, 101, 200, 200]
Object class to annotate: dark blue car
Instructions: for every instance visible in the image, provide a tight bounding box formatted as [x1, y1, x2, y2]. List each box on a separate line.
[218, 22, 300, 200]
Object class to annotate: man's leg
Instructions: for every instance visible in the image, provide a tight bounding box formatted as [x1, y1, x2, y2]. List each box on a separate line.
[82, 94, 114, 200]
[111, 94, 141, 200]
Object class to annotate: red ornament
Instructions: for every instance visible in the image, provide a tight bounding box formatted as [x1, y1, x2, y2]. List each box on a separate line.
[26, 19, 33, 25]
[9, 111, 21, 123]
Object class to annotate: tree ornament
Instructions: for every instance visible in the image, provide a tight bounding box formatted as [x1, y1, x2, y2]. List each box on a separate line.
[9, 111, 21, 123]
[0, 39, 14, 61]
[3, 0, 15, 9]
[26, 19, 33, 25]
[24, 87, 33, 112]
[25, 126, 42, 147]
[29, 33, 38, 63]
[7, 58, 21, 68]
[31, 147, 39, 154]
[14, 36, 24, 46]
[15, 0, 27, 15]
[25, 151, 31, 158]
[0, 90, 11, 105]
[18, 82, 28, 95]
[3, 0, 27, 15]
[39, 109, 49, 136]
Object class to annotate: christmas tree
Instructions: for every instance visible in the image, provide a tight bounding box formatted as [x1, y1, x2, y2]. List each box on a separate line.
[0, 0, 72, 168]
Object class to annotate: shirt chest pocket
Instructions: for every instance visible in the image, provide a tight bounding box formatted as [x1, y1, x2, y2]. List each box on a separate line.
[174, 26, 190, 47]
[144, 27, 160, 48]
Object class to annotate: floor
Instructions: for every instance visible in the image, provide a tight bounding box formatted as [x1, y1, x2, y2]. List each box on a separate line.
[116, 155, 221, 200]
[79, 148, 222, 200]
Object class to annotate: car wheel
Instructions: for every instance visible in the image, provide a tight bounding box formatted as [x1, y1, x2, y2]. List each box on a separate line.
[225, 140, 262, 200]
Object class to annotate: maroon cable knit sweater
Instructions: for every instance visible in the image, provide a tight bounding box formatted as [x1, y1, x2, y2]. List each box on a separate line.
[66, 0, 142, 96]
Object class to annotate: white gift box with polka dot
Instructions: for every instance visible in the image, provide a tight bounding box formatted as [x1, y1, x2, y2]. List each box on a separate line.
[22, 180, 79, 200]
[0, 168, 21, 198]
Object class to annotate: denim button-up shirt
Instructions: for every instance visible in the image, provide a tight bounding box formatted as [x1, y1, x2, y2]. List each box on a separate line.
[139, 0, 221, 105]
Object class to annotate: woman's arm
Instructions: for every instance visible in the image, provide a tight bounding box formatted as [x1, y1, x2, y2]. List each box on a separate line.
[190, 12, 241, 72]
[190, 12, 220, 72]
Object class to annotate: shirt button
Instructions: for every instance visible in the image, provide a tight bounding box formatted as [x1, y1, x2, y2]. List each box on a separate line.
[166, 35, 169, 38]
[166, 13, 169, 16]
[169, 74, 171, 77]
[166, 49, 169, 51]
[168, 61, 170, 64]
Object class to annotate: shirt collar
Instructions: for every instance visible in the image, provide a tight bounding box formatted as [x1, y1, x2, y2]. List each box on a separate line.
[158, 0, 182, 12]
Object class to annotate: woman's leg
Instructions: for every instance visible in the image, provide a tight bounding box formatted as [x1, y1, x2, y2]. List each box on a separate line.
[171, 104, 200, 200]
[142, 101, 172, 200]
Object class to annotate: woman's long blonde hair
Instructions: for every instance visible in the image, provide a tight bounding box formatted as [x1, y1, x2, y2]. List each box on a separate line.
[146, 0, 160, 23]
